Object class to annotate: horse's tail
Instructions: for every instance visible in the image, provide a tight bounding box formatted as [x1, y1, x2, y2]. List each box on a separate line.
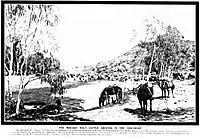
[172, 82, 175, 90]
[119, 88, 123, 100]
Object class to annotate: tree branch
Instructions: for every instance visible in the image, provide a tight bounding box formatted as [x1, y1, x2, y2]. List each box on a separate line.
[24, 5, 34, 45]
[4, 64, 9, 73]
[23, 76, 42, 88]
[152, 58, 158, 63]
[30, 7, 43, 43]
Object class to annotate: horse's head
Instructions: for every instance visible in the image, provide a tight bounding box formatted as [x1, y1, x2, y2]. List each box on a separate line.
[141, 83, 154, 97]
[99, 97, 103, 107]
[99, 89, 107, 107]
[132, 87, 138, 95]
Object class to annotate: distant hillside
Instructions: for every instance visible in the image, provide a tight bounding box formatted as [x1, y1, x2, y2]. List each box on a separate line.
[65, 39, 195, 82]
[94, 39, 195, 79]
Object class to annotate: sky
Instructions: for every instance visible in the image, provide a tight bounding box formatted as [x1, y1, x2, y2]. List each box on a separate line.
[53, 4, 196, 70]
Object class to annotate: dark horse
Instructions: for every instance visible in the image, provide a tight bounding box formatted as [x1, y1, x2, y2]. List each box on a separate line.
[137, 83, 154, 115]
[99, 85, 122, 107]
[157, 79, 175, 98]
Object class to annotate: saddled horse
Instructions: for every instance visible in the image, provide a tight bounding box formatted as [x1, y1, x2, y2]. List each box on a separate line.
[157, 79, 175, 98]
[137, 83, 154, 115]
[99, 85, 122, 107]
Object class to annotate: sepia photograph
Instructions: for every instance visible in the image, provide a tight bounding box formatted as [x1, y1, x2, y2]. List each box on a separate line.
[2, 1, 198, 125]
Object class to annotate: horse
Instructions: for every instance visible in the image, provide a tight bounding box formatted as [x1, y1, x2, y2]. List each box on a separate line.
[137, 83, 154, 115]
[112, 84, 123, 103]
[99, 85, 122, 107]
[157, 79, 175, 98]
[172, 72, 184, 80]
[99, 87, 109, 107]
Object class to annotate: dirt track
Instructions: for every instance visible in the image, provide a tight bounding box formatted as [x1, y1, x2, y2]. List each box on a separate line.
[62, 80, 196, 122]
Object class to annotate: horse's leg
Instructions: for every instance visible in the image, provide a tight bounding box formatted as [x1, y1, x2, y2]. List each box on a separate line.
[111, 96, 114, 104]
[139, 100, 143, 114]
[167, 88, 170, 98]
[107, 96, 110, 105]
[164, 89, 167, 99]
[116, 93, 118, 103]
[143, 100, 147, 115]
[171, 88, 175, 98]
[145, 100, 147, 111]
[162, 89, 164, 99]
[150, 99, 152, 112]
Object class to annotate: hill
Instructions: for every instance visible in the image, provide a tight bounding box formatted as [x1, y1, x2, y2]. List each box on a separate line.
[93, 39, 195, 81]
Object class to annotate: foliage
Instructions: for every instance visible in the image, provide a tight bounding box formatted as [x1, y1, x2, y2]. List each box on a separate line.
[5, 92, 24, 120]
[5, 4, 59, 76]
[4, 4, 60, 115]
[95, 17, 195, 79]
[41, 69, 67, 95]
[133, 17, 195, 77]
[26, 52, 60, 76]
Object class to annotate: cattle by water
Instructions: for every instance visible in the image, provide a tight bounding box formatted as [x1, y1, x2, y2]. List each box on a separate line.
[99, 84, 122, 107]
[137, 83, 154, 115]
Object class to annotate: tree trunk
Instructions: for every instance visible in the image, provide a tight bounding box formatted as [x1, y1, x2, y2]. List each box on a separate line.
[159, 63, 163, 78]
[147, 44, 156, 81]
[42, 63, 45, 75]
[16, 57, 26, 115]
[16, 76, 24, 115]
[168, 66, 171, 78]
[142, 67, 145, 80]
[8, 44, 14, 96]
[7, 76, 11, 97]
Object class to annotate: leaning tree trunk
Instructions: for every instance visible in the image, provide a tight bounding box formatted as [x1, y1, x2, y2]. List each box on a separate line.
[16, 58, 26, 115]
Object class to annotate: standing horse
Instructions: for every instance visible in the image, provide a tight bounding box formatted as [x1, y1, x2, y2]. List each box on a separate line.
[99, 87, 109, 107]
[112, 84, 123, 103]
[137, 83, 154, 115]
[99, 85, 122, 107]
[157, 79, 175, 98]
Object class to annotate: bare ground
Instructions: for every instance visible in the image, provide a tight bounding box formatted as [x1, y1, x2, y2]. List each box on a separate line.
[64, 80, 196, 122]
[9, 79, 196, 122]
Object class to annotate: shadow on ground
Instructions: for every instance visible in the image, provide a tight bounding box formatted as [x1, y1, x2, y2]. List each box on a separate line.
[124, 107, 195, 122]
[9, 90, 94, 121]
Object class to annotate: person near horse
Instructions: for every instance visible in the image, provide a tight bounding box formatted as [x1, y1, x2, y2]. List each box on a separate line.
[137, 82, 154, 115]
